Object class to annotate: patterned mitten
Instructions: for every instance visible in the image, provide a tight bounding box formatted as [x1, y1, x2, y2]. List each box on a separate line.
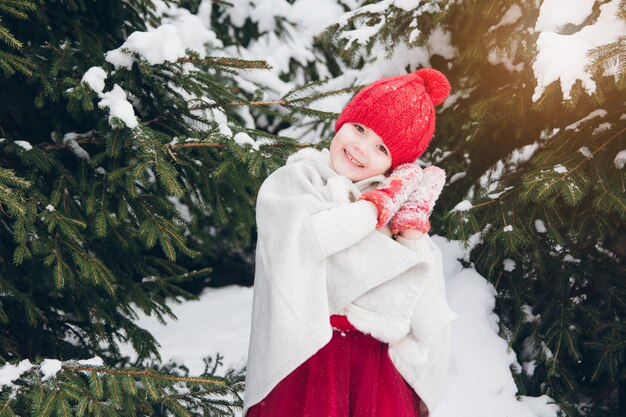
[390, 166, 446, 236]
[358, 163, 423, 228]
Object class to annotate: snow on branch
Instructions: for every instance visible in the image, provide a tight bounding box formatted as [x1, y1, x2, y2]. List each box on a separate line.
[532, 0, 626, 101]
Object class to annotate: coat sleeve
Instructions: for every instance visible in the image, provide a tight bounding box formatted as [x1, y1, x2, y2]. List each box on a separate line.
[387, 235, 458, 417]
[309, 200, 378, 257]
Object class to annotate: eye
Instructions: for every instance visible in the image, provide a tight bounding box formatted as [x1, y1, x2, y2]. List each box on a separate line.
[354, 124, 365, 134]
[378, 145, 389, 155]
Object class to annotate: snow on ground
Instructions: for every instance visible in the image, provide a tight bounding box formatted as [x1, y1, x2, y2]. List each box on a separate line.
[118, 285, 253, 373]
[119, 234, 559, 417]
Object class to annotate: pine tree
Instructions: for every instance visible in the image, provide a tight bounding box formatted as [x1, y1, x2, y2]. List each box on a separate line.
[0, 0, 346, 365]
[318, 1, 625, 416]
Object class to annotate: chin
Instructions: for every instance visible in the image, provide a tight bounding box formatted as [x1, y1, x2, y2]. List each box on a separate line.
[330, 159, 354, 179]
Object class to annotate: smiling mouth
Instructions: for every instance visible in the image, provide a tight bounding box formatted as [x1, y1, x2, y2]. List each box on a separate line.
[344, 149, 364, 168]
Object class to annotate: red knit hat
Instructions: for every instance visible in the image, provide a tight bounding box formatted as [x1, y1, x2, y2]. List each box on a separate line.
[335, 68, 450, 169]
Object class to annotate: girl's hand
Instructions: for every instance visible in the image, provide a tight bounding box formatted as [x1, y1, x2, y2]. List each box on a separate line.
[398, 229, 425, 240]
[390, 166, 446, 236]
[358, 163, 423, 228]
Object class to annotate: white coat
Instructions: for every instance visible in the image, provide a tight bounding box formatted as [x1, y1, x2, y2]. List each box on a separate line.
[243, 148, 457, 417]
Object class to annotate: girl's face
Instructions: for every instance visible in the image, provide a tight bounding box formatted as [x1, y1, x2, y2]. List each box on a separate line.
[329, 123, 392, 181]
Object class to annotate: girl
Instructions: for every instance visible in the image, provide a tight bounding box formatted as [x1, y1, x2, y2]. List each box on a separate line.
[243, 68, 458, 417]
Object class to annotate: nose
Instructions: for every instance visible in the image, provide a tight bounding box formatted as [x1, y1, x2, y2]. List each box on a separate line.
[352, 141, 366, 158]
[355, 135, 375, 156]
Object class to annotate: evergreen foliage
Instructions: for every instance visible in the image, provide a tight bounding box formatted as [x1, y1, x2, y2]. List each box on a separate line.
[0, 0, 342, 366]
[319, 1, 625, 416]
[0, 0, 37, 77]
[0, 354, 244, 416]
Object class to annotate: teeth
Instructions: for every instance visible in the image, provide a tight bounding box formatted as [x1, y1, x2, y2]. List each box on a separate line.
[345, 150, 363, 167]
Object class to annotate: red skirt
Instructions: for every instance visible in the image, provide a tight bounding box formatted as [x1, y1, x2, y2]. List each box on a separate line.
[246, 315, 421, 417]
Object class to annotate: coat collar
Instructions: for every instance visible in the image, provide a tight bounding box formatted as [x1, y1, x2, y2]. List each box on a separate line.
[286, 147, 387, 192]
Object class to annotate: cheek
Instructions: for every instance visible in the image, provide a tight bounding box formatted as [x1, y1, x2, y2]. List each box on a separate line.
[329, 138, 340, 156]
[377, 154, 392, 172]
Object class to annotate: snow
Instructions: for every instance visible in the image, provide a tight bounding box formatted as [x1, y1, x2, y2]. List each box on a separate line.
[419, 237, 558, 417]
[167, 196, 191, 223]
[521, 304, 540, 323]
[477, 143, 539, 198]
[292, 0, 347, 35]
[553, 164, 567, 174]
[428, 26, 456, 60]
[119, 286, 252, 373]
[563, 254, 581, 264]
[210, 104, 233, 137]
[105, 23, 211, 69]
[487, 186, 513, 199]
[541, 342, 554, 360]
[63, 132, 91, 160]
[451, 199, 473, 212]
[204, 0, 457, 144]
[535, 0, 595, 32]
[488, 40, 524, 72]
[234, 132, 256, 148]
[532, 0, 626, 101]
[614, 149, 626, 169]
[0, 359, 33, 388]
[393, 0, 421, 11]
[565, 109, 607, 131]
[503, 225, 514, 232]
[503, 258, 516, 272]
[219, 0, 343, 99]
[449, 171, 466, 184]
[97, 84, 139, 129]
[40, 359, 62, 381]
[337, 0, 392, 26]
[578, 146, 593, 158]
[491, 4, 523, 31]
[221, 0, 252, 27]
[82, 66, 107, 93]
[161, 9, 220, 53]
[592, 122, 612, 135]
[340, 17, 387, 49]
[77, 356, 104, 367]
[13, 140, 32, 151]
[114, 235, 557, 417]
[487, 4, 525, 72]
[233, 132, 274, 150]
[534, 219, 547, 233]
[523, 360, 536, 376]
[540, 128, 560, 140]
[90, 5, 221, 130]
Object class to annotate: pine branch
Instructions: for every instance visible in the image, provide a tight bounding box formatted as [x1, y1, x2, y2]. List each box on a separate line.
[0, 24, 21, 48]
[62, 366, 225, 385]
[177, 55, 272, 71]
[0, 50, 35, 76]
[0, 356, 242, 416]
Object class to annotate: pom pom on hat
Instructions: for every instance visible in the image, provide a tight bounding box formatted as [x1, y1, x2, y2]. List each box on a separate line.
[335, 68, 451, 169]
[414, 68, 450, 106]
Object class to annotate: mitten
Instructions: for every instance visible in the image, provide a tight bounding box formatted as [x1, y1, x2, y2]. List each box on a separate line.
[390, 166, 446, 236]
[358, 163, 423, 228]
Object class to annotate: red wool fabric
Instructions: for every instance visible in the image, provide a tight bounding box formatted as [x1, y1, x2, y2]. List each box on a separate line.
[245, 315, 421, 417]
